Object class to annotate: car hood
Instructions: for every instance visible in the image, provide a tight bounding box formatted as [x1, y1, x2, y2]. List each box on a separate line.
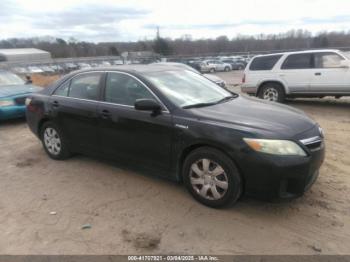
[0, 84, 43, 98]
[188, 96, 317, 138]
[203, 74, 224, 83]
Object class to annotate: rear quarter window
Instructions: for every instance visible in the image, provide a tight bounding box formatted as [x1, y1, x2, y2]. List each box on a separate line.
[249, 55, 282, 71]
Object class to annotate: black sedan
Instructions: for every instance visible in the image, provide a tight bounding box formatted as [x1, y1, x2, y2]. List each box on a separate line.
[26, 65, 325, 207]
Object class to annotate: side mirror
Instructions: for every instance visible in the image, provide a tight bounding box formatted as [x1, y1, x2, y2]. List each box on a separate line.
[135, 99, 161, 113]
[340, 60, 350, 68]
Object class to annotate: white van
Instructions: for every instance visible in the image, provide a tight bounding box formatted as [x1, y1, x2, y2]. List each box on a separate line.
[241, 49, 350, 102]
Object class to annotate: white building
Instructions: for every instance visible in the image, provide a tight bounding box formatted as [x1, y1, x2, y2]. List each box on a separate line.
[0, 48, 52, 63]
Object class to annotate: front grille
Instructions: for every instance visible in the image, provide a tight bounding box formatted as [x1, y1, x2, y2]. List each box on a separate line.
[300, 136, 323, 152]
[14, 97, 26, 105]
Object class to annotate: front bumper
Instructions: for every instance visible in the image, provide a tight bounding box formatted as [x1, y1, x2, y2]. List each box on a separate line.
[241, 85, 257, 95]
[239, 142, 325, 200]
[0, 105, 26, 121]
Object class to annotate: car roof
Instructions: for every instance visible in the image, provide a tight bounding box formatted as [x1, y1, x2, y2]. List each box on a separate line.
[255, 49, 341, 58]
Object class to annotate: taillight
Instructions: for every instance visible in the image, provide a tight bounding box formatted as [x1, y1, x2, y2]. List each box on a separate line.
[25, 97, 32, 106]
[242, 74, 246, 83]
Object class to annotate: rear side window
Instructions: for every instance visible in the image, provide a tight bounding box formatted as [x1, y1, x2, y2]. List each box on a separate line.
[69, 73, 102, 100]
[281, 53, 312, 69]
[249, 55, 282, 70]
[314, 52, 344, 68]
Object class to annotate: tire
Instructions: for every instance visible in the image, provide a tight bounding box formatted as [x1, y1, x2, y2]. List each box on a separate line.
[40, 121, 71, 160]
[183, 147, 242, 208]
[209, 68, 215, 73]
[224, 67, 230, 72]
[258, 83, 285, 103]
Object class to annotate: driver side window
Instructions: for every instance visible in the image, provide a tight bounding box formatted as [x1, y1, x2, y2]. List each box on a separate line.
[105, 72, 155, 106]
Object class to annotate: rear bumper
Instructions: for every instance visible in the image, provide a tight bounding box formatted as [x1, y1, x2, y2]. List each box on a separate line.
[238, 144, 325, 200]
[0, 105, 26, 120]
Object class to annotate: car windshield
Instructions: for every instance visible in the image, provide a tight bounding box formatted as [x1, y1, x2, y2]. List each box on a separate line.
[0, 71, 25, 86]
[144, 70, 235, 108]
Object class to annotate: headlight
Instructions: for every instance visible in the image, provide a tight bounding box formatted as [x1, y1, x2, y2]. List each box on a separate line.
[243, 138, 306, 156]
[0, 100, 15, 107]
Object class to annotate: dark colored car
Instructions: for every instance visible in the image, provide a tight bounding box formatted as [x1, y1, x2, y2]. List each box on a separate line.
[26, 65, 325, 208]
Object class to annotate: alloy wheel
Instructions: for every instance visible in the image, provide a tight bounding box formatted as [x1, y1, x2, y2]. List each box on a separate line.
[263, 87, 278, 101]
[43, 127, 61, 155]
[190, 158, 229, 200]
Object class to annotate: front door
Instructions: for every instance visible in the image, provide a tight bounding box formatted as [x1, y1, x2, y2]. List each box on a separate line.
[97, 72, 173, 171]
[310, 52, 350, 93]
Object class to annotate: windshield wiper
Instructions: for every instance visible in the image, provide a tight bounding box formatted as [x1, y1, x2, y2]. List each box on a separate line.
[214, 95, 237, 104]
[182, 102, 217, 109]
[182, 95, 238, 109]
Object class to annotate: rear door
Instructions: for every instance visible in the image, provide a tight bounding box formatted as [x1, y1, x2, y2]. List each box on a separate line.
[310, 52, 350, 93]
[97, 72, 173, 171]
[278, 53, 313, 93]
[51, 72, 103, 151]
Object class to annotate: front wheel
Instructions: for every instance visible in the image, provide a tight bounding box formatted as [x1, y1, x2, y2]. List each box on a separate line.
[258, 83, 285, 102]
[209, 68, 215, 73]
[40, 121, 71, 160]
[183, 147, 242, 208]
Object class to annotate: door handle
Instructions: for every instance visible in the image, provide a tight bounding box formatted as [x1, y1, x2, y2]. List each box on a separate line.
[315, 72, 322, 76]
[52, 101, 59, 108]
[100, 109, 111, 119]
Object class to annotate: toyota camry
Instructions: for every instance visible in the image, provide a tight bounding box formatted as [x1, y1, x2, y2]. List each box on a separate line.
[26, 65, 325, 207]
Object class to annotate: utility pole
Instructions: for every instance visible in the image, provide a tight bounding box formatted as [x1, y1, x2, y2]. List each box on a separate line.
[156, 26, 160, 40]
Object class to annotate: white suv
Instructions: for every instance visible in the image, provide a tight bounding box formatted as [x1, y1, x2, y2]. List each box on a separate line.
[241, 49, 350, 102]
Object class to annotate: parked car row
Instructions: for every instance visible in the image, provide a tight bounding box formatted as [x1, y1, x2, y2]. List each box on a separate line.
[8, 59, 136, 75]
[166, 55, 252, 74]
[187, 57, 249, 73]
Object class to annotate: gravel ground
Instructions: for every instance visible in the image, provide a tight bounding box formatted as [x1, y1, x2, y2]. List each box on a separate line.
[0, 72, 349, 255]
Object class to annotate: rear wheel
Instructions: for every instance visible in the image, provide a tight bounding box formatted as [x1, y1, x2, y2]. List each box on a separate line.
[40, 121, 71, 160]
[224, 66, 230, 72]
[183, 147, 242, 208]
[258, 83, 285, 102]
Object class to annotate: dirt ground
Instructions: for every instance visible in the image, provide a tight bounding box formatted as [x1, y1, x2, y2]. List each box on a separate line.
[0, 71, 349, 255]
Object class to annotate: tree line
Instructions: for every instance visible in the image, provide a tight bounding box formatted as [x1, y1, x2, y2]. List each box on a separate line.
[1, 30, 350, 58]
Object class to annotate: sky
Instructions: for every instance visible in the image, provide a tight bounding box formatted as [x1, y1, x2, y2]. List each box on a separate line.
[1, 0, 350, 42]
